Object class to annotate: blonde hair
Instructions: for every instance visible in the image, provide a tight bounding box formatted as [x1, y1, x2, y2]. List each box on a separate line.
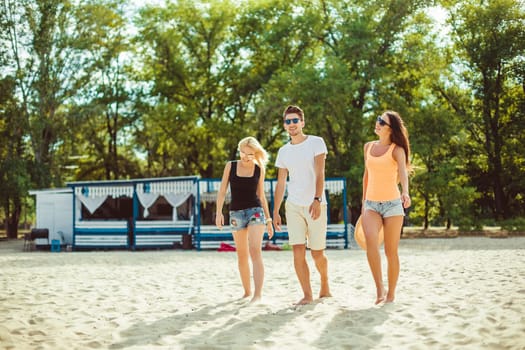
[238, 136, 269, 170]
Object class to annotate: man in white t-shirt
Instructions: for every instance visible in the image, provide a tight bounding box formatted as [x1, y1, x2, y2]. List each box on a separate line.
[273, 105, 331, 305]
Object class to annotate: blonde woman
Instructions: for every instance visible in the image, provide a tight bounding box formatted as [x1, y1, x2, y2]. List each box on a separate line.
[362, 111, 412, 304]
[216, 137, 274, 303]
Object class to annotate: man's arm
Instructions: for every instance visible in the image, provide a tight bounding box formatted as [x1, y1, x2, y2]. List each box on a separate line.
[273, 167, 288, 231]
[309, 153, 326, 220]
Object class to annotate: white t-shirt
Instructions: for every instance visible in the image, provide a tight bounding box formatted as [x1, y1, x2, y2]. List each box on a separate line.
[275, 135, 328, 206]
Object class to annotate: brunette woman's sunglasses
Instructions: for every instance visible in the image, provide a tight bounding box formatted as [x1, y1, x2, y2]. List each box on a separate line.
[377, 116, 391, 127]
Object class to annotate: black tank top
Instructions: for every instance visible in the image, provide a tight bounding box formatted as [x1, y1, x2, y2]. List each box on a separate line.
[229, 161, 262, 210]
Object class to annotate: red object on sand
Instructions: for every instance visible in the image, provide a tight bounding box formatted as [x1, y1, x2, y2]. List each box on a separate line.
[263, 241, 282, 251]
[217, 242, 236, 252]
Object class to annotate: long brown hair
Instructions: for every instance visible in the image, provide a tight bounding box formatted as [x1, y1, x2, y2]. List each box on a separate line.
[383, 111, 412, 171]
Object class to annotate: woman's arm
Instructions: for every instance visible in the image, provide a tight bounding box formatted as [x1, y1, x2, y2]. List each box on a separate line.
[257, 166, 273, 239]
[362, 142, 370, 205]
[393, 146, 411, 208]
[215, 162, 231, 228]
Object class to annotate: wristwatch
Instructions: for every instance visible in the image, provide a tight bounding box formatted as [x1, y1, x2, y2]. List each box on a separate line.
[314, 197, 322, 203]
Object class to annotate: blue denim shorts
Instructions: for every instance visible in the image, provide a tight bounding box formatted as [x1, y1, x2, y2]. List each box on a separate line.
[229, 206, 266, 230]
[364, 198, 405, 218]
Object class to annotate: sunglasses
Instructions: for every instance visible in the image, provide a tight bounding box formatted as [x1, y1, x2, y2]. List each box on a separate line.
[240, 151, 255, 159]
[284, 118, 301, 125]
[377, 116, 391, 127]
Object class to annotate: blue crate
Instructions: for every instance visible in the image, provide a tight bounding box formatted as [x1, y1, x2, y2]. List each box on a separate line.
[51, 239, 61, 252]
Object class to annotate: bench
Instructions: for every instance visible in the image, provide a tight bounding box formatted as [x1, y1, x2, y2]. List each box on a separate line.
[194, 223, 348, 250]
[134, 219, 194, 248]
[195, 225, 235, 250]
[24, 228, 49, 251]
[74, 221, 129, 249]
[194, 225, 275, 250]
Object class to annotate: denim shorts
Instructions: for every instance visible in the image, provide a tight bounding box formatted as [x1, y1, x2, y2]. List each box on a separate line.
[364, 198, 405, 218]
[229, 206, 266, 230]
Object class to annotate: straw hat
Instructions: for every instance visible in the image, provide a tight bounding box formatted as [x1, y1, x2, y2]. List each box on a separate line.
[354, 216, 384, 250]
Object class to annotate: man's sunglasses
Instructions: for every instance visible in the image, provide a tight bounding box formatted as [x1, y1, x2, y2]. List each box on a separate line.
[284, 118, 301, 125]
[377, 116, 391, 127]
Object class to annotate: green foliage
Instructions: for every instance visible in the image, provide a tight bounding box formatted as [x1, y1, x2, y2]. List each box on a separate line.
[500, 218, 525, 232]
[0, 75, 31, 236]
[447, 0, 525, 219]
[133, 0, 322, 178]
[456, 217, 484, 232]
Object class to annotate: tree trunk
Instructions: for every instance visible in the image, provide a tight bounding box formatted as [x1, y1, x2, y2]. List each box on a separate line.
[6, 197, 21, 239]
[424, 197, 429, 229]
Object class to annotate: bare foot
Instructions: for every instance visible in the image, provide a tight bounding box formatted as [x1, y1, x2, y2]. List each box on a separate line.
[385, 291, 395, 303]
[241, 292, 251, 299]
[319, 285, 332, 298]
[319, 291, 332, 298]
[250, 295, 262, 304]
[295, 297, 314, 305]
[375, 289, 387, 305]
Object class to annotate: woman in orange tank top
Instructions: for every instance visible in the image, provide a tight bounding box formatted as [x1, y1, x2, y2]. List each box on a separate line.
[361, 111, 412, 305]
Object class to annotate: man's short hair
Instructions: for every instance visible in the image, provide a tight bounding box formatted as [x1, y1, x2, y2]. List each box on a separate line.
[283, 105, 304, 120]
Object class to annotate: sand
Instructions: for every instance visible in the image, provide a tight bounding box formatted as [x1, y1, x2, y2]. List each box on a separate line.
[1, 237, 524, 350]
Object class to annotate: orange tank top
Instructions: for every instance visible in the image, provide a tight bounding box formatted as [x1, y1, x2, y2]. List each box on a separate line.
[365, 142, 400, 201]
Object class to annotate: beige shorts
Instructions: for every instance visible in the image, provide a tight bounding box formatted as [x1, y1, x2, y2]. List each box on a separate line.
[285, 201, 327, 250]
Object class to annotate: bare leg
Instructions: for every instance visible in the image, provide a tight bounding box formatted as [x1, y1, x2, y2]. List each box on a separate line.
[247, 224, 265, 303]
[362, 210, 386, 304]
[232, 229, 251, 298]
[383, 216, 403, 303]
[311, 249, 331, 298]
[292, 244, 313, 304]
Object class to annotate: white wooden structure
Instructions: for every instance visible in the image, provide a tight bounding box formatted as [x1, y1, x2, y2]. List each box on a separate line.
[29, 188, 74, 246]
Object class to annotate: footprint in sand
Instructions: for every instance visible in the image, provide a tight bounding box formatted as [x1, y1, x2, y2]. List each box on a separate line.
[28, 330, 46, 336]
[86, 340, 103, 348]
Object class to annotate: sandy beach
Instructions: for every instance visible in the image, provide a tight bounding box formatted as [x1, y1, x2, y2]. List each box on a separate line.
[1, 237, 524, 350]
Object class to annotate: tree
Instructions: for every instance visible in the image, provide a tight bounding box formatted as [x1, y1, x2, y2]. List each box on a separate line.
[64, 0, 141, 181]
[133, 0, 320, 178]
[0, 77, 31, 238]
[447, 0, 525, 219]
[2, 0, 79, 189]
[306, 0, 434, 219]
[0, 0, 140, 236]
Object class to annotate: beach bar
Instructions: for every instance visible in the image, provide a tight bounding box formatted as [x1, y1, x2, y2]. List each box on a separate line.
[67, 176, 199, 250]
[30, 176, 348, 250]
